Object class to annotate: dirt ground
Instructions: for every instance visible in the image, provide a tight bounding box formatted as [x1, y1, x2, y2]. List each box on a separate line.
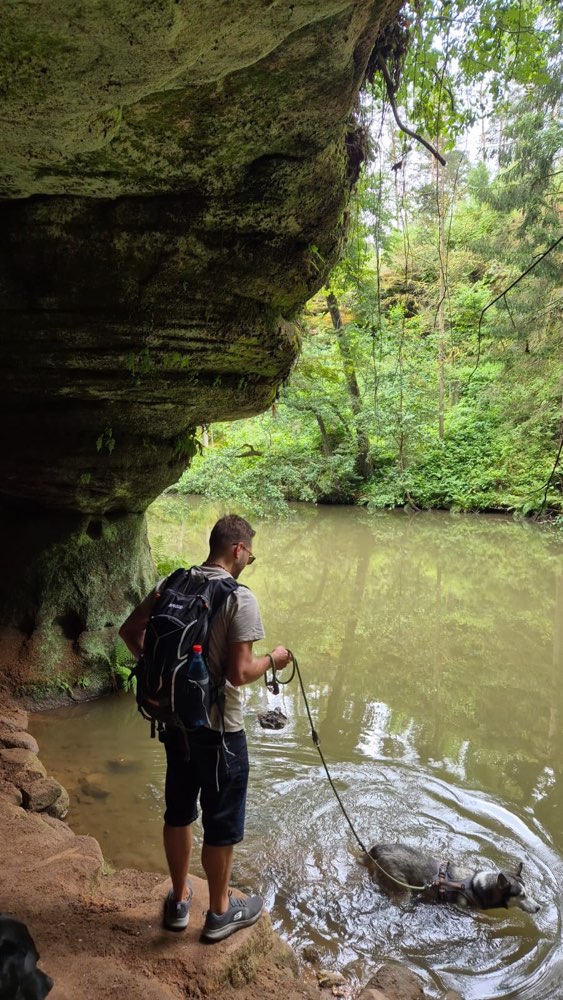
[0, 691, 459, 1000]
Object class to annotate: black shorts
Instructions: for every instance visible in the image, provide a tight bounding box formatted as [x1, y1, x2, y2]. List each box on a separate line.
[162, 727, 249, 846]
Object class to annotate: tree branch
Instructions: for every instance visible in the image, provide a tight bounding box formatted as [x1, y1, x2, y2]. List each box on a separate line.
[467, 234, 563, 383]
[235, 444, 263, 458]
[376, 54, 447, 166]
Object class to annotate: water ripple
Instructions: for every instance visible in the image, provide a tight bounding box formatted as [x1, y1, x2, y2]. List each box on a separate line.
[240, 731, 562, 1000]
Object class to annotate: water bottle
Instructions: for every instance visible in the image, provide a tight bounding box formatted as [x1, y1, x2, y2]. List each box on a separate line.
[188, 644, 207, 680]
[185, 644, 211, 728]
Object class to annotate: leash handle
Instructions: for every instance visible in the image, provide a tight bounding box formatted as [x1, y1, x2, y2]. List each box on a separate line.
[264, 650, 296, 694]
[264, 653, 280, 694]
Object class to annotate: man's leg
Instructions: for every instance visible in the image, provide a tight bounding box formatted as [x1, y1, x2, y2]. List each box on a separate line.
[201, 843, 233, 914]
[161, 727, 198, 929]
[201, 835, 263, 940]
[164, 823, 193, 901]
[199, 731, 263, 941]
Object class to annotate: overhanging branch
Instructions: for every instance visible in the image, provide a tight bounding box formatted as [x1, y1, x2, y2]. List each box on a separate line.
[376, 54, 447, 167]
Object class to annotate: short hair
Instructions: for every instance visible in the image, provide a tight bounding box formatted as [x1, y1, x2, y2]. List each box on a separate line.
[209, 514, 255, 555]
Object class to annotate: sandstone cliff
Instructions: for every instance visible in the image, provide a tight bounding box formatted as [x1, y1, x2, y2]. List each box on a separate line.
[0, 1, 402, 694]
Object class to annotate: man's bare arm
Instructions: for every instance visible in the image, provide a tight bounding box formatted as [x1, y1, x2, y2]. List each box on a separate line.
[118, 590, 159, 660]
[226, 642, 292, 688]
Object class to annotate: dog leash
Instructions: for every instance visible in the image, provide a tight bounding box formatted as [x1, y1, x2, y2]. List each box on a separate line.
[264, 650, 427, 893]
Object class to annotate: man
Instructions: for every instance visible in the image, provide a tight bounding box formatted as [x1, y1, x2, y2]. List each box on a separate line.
[119, 514, 292, 941]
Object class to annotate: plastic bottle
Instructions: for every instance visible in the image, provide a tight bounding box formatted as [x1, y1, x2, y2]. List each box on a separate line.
[188, 644, 207, 679]
[185, 644, 210, 728]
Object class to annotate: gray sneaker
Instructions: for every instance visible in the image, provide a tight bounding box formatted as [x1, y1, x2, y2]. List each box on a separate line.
[202, 891, 264, 942]
[163, 884, 193, 931]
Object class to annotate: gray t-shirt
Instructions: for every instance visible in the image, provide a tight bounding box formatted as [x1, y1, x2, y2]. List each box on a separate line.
[156, 565, 265, 732]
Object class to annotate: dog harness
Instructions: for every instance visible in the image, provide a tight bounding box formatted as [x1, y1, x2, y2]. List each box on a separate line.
[425, 861, 479, 906]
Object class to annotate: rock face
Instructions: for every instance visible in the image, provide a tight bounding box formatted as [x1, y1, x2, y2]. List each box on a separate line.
[0, 0, 402, 692]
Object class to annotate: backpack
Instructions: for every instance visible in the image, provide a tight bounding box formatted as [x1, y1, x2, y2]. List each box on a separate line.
[132, 566, 238, 736]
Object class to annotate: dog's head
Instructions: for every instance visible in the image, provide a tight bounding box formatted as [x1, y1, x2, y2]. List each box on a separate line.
[497, 863, 541, 914]
[0, 915, 53, 1000]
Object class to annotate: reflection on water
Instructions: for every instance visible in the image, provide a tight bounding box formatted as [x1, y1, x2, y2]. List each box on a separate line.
[30, 498, 563, 999]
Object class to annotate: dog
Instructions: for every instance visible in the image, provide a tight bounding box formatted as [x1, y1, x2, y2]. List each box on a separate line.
[368, 843, 541, 914]
[0, 915, 53, 1000]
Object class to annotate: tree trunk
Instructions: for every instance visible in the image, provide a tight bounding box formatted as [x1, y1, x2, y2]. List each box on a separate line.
[326, 291, 373, 479]
[315, 412, 333, 457]
[435, 148, 447, 442]
[390, 131, 402, 230]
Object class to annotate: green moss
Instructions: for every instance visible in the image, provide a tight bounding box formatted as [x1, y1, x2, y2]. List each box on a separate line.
[98, 105, 123, 141]
[96, 427, 116, 454]
[0, 2, 397, 702]
[126, 346, 153, 378]
[0, 27, 71, 95]
[102, 523, 119, 542]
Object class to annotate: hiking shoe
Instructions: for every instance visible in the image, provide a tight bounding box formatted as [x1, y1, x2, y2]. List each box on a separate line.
[201, 891, 264, 942]
[163, 884, 193, 931]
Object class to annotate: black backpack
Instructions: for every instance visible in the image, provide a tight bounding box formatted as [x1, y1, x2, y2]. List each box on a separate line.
[132, 566, 238, 736]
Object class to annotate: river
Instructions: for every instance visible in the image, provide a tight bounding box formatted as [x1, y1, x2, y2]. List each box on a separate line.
[30, 496, 563, 999]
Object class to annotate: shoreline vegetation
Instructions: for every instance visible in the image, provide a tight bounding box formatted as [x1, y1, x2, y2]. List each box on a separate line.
[171, 114, 562, 524]
[167, 477, 563, 527]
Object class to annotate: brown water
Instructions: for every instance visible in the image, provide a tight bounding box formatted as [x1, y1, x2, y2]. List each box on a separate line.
[30, 497, 563, 999]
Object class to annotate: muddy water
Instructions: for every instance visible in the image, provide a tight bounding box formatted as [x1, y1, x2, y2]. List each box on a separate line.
[30, 497, 563, 999]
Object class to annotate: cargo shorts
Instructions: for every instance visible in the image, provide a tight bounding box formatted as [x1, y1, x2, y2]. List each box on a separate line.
[161, 726, 249, 846]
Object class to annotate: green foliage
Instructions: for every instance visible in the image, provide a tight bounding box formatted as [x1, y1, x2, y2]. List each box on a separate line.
[177, 433, 319, 517]
[307, 244, 327, 275]
[114, 664, 136, 693]
[96, 427, 116, 454]
[112, 644, 136, 692]
[172, 428, 201, 461]
[389, 0, 562, 142]
[126, 346, 153, 379]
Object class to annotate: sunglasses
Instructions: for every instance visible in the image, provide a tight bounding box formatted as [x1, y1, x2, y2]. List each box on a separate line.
[236, 542, 256, 564]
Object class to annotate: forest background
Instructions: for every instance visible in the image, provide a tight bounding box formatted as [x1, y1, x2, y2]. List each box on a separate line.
[175, 0, 562, 520]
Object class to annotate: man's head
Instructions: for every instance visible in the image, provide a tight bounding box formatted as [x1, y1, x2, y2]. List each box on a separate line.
[208, 514, 256, 579]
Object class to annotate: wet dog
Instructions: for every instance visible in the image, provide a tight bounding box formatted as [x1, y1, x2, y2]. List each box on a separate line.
[0, 914, 53, 999]
[368, 842, 541, 914]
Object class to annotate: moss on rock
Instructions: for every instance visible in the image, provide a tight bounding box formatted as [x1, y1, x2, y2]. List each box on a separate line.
[0, 508, 155, 695]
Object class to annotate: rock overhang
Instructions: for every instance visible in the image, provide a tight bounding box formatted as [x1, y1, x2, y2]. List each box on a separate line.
[2, 2, 394, 199]
[1, 0, 402, 514]
[0, 0, 403, 688]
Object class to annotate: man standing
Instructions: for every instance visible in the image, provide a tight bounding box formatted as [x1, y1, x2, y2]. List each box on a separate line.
[119, 514, 292, 941]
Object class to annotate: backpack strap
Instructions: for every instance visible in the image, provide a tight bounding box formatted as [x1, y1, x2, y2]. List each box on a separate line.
[197, 573, 239, 657]
[153, 566, 190, 602]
